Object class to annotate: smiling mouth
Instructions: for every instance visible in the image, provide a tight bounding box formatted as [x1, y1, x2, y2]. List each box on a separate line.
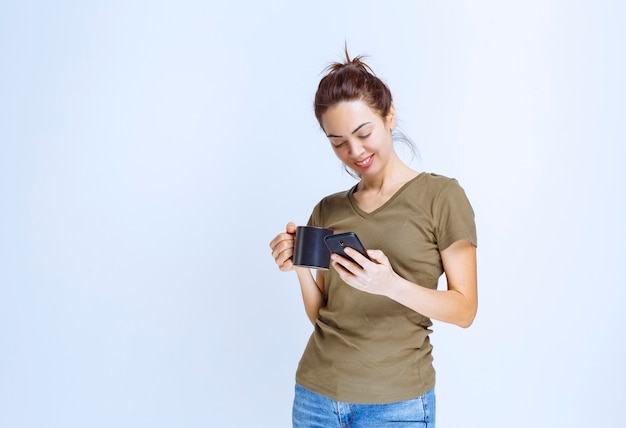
[355, 155, 374, 167]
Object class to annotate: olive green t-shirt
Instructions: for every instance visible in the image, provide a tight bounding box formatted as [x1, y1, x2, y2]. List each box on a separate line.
[296, 173, 477, 404]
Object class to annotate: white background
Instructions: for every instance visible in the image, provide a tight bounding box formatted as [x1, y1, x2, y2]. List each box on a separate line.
[1, 1, 624, 427]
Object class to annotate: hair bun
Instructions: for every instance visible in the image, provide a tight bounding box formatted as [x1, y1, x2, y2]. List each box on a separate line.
[324, 49, 376, 76]
[314, 47, 392, 126]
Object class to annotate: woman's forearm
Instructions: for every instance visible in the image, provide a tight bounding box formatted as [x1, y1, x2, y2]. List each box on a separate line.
[387, 276, 477, 328]
[295, 268, 326, 324]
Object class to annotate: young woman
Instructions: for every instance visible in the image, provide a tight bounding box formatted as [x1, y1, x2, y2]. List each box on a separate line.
[269, 51, 477, 427]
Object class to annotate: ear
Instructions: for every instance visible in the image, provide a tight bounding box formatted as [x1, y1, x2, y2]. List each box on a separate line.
[386, 102, 397, 130]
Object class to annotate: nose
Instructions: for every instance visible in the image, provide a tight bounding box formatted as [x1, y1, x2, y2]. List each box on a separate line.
[347, 139, 365, 158]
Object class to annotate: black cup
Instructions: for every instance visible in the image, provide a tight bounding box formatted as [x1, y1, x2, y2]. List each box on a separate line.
[293, 226, 334, 269]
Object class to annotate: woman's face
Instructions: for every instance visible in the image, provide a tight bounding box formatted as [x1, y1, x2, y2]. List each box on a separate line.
[321, 100, 396, 178]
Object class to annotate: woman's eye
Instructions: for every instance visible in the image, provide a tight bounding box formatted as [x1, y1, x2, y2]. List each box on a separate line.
[359, 133, 371, 139]
[332, 142, 346, 148]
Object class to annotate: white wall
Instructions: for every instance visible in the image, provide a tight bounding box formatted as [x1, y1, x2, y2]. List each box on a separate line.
[1, 1, 624, 427]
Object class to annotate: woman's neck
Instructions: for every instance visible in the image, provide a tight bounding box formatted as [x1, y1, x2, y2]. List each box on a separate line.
[357, 161, 418, 195]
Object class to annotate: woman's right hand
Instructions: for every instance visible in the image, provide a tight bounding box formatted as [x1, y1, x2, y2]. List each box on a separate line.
[269, 222, 297, 272]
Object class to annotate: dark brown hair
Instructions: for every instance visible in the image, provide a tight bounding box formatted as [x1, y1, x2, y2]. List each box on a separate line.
[314, 50, 394, 127]
[314, 49, 419, 177]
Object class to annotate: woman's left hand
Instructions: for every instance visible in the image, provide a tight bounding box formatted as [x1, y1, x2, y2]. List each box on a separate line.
[330, 247, 399, 296]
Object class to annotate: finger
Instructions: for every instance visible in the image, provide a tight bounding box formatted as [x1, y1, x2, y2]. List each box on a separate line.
[269, 234, 282, 249]
[331, 259, 366, 291]
[344, 247, 371, 267]
[279, 257, 294, 272]
[331, 253, 361, 275]
[330, 259, 352, 279]
[269, 221, 296, 248]
[272, 242, 294, 265]
[269, 232, 294, 250]
[366, 249, 388, 265]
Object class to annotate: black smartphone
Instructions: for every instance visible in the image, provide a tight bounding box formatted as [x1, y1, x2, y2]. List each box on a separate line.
[323, 232, 370, 267]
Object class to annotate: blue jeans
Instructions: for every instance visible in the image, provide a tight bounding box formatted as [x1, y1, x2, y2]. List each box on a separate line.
[292, 384, 436, 427]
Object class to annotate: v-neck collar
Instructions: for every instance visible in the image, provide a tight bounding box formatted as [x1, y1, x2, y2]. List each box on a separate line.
[347, 172, 426, 218]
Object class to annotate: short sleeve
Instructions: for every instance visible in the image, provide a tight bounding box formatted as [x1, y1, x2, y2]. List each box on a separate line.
[306, 201, 323, 228]
[434, 179, 477, 251]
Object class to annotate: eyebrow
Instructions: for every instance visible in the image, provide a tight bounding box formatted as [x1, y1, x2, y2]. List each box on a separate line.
[326, 122, 371, 138]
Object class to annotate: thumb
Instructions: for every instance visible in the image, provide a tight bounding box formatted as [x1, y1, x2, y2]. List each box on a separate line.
[286, 221, 297, 234]
[367, 249, 388, 265]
